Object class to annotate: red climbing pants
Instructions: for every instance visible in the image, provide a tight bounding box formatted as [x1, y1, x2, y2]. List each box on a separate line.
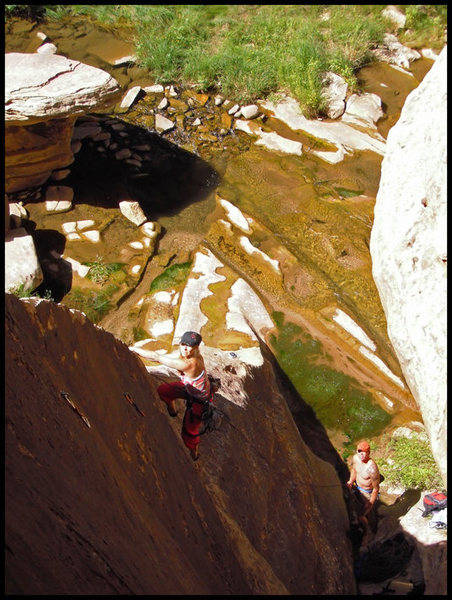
[157, 382, 203, 450]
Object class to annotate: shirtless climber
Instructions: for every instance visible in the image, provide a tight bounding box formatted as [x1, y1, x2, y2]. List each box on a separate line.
[346, 440, 381, 545]
[130, 331, 213, 462]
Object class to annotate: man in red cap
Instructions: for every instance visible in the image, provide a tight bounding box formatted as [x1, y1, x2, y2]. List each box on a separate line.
[346, 440, 381, 544]
[130, 331, 213, 461]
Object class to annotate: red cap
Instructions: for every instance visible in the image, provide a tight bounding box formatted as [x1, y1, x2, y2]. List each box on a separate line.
[357, 440, 370, 452]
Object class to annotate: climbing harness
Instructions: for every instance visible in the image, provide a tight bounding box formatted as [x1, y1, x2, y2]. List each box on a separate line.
[182, 374, 222, 437]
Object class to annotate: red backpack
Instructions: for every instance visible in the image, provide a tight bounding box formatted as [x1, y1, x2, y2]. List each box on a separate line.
[422, 491, 447, 517]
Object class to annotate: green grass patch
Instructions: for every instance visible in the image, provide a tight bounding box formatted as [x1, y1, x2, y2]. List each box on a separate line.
[65, 285, 118, 323]
[149, 261, 192, 293]
[270, 311, 391, 444]
[9, 283, 53, 300]
[84, 256, 125, 285]
[379, 435, 443, 490]
[12, 5, 445, 116]
[401, 5, 448, 51]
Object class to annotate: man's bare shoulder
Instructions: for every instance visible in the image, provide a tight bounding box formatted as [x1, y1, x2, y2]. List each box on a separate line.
[366, 459, 380, 478]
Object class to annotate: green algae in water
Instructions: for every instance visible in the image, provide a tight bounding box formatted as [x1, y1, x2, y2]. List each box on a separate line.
[270, 311, 391, 443]
[133, 327, 149, 342]
[149, 261, 192, 293]
[333, 186, 364, 198]
[65, 285, 119, 323]
[83, 258, 126, 285]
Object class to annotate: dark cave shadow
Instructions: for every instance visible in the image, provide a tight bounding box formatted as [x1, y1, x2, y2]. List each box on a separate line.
[65, 118, 221, 220]
[27, 226, 73, 302]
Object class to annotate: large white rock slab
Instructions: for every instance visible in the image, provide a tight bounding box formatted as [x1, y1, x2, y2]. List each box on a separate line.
[370, 47, 447, 485]
[235, 119, 303, 155]
[226, 278, 274, 340]
[5, 52, 121, 124]
[172, 248, 226, 343]
[261, 95, 386, 162]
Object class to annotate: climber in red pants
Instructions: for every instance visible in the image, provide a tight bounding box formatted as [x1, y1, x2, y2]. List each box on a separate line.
[130, 331, 213, 461]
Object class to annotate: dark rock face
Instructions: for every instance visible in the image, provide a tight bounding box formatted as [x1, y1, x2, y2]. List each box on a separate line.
[5, 294, 356, 594]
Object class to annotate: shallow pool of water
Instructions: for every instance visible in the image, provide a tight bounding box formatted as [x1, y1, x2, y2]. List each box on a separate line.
[7, 15, 433, 450]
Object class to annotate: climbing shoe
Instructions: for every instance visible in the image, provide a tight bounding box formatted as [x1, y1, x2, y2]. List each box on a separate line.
[166, 405, 177, 418]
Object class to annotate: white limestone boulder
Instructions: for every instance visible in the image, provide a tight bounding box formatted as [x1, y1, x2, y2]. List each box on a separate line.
[5, 53, 121, 124]
[5, 53, 120, 194]
[9, 203, 28, 228]
[370, 47, 447, 486]
[144, 84, 164, 93]
[157, 97, 169, 110]
[36, 42, 58, 55]
[240, 104, 260, 119]
[341, 93, 384, 129]
[119, 200, 147, 226]
[5, 228, 44, 293]
[45, 186, 74, 213]
[155, 114, 174, 133]
[321, 72, 348, 119]
[372, 33, 421, 70]
[118, 85, 142, 110]
[382, 5, 407, 29]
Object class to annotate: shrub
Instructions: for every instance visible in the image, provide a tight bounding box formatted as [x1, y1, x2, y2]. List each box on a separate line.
[5, 5, 46, 20]
[402, 5, 447, 50]
[65, 286, 117, 323]
[379, 435, 443, 490]
[84, 256, 125, 285]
